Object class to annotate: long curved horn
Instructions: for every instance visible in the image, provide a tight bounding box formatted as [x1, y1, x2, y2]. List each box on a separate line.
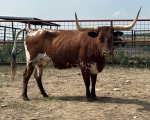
[75, 12, 98, 31]
[113, 6, 142, 30]
[75, 6, 142, 31]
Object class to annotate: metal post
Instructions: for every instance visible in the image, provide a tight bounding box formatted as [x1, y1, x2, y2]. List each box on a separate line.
[110, 20, 113, 26]
[134, 30, 136, 47]
[132, 30, 133, 46]
[23, 31, 24, 40]
[12, 22, 15, 40]
[4, 27, 6, 41]
[28, 22, 31, 28]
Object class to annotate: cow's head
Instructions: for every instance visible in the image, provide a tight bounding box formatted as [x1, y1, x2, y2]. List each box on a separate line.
[86, 27, 114, 57]
[75, 7, 141, 57]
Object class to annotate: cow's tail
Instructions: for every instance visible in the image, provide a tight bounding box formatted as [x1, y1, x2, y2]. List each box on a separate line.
[11, 28, 28, 82]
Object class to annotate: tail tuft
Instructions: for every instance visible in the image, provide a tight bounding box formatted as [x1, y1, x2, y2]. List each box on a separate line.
[11, 49, 16, 82]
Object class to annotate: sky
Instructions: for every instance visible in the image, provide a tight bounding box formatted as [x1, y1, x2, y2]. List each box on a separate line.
[0, 0, 149, 20]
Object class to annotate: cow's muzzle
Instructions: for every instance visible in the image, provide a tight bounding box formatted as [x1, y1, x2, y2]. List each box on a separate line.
[102, 51, 112, 57]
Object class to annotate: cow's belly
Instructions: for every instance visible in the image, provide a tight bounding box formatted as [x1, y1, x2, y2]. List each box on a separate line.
[28, 52, 77, 68]
[28, 53, 101, 74]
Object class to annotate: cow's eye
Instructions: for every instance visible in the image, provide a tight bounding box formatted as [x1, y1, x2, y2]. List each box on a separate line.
[100, 38, 104, 43]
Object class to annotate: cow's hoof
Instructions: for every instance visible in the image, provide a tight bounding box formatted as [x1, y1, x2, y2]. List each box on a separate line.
[43, 93, 49, 97]
[23, 97, 30, 101]
[92, 96, 98, 100]
[21, 95, 30, 101]
[87, 97, 95, 102]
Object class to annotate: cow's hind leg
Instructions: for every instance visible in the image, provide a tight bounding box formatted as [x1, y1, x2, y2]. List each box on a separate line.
[34, 64, 48, 97]
[91, 74, 98, 100]
[22, 63, 35, 101]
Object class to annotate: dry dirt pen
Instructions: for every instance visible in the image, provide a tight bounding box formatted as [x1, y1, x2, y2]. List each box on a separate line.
[0, 65, 150, 120]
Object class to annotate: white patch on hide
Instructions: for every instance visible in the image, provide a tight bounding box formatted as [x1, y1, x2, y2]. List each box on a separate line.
[24, 41, 30, 66]
[30, 53, 51, 65]
[90, 63, 99, 74]
[46, 29, 59, 33]
[27, 28, 44, 36]
[47, 60, 54, 67]
[117, 35, 122, 39]
[35, 66, 40, 77]
[27, 28, 59, 37]
[35, 65, 44, 77]
[78, 32, 83, 38]
[27, 30, 39, 36]
[66, 62, 70, 66]
[80, 61, 83, 67]
[38, 29, 44, 34]
[78, 59, 84, 67]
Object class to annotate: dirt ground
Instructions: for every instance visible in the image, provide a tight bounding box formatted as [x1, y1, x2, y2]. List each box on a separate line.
[0, 65, 150, 120]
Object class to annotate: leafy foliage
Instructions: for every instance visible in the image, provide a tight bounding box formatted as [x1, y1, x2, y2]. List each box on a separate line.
[106, 46, 150, 68]
[1, 43, 150, 68]
[0, 43, 25, 63]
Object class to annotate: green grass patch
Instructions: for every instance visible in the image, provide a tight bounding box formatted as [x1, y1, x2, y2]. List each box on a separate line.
[1, 101, 30, 109]
[43, 96, 58, 101]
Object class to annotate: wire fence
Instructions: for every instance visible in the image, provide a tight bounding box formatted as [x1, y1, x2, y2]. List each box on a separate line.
[0, 19, 150, 67]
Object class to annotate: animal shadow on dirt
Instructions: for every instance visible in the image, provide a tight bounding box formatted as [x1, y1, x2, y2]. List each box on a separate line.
[50, 96, 150, 112]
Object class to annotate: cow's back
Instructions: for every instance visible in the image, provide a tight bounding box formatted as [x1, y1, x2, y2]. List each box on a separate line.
[25, 29, 88, 67]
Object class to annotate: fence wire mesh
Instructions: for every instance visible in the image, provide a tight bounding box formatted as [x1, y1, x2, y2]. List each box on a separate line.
[0, 19, 150, 67]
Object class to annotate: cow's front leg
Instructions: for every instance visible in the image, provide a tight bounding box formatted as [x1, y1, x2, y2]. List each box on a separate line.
[91, 74, 98, 100]
[81, 68, 94, 101]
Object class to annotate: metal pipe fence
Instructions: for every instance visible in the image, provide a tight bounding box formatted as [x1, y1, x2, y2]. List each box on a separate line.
[0, 19, 150, 67]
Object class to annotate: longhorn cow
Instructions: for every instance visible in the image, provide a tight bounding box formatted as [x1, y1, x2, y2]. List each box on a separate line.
[11, 7, 141, 101]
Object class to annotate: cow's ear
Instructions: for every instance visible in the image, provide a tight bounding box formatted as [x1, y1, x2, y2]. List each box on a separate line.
[113, 32, 118, 37]
[119, 32, 123, 36]
[87, 32, 98, 38]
